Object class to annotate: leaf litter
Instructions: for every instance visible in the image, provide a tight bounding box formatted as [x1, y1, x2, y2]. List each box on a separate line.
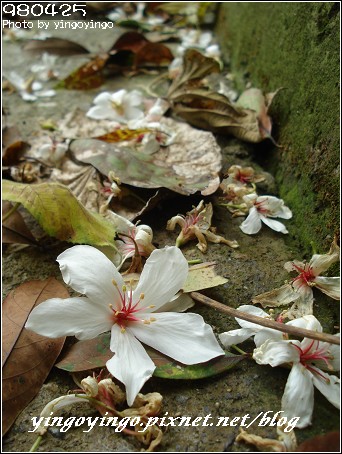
[2, 3, 339, 452]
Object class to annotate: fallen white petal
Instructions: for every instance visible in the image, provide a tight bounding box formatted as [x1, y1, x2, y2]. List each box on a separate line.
[282, 364, 314, 428]
[314, 276, 340, 299]
[25, 297, 112, 340]
[57, 245, 124, 309]
[133, 247, 188, 312]
[240, 207, 262, 234]
[312, 369, 340, 409]
[260, 216, 289, 234]
[130, 312, 224, 364]
[107, 324, 155, 406]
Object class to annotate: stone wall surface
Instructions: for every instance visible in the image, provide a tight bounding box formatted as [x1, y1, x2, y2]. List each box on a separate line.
[216, 2, 340, 257]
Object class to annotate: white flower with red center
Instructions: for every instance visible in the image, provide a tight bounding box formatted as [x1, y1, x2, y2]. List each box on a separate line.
[86, 89, 144, 122]
[252, 238, 340, 319]
[240, 193, 292, 235]
[284, 238, 340, 302]
[167, 200, 238, 252]
[253, 315, 340, 428]
[25, 245, 224, 405]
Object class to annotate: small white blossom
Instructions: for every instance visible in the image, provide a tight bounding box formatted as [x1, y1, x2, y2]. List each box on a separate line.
[240, 194, 292, 235]
[5, 71, 56, 102]
[25, 245, 224, 405]
[86, 89, 144, 123]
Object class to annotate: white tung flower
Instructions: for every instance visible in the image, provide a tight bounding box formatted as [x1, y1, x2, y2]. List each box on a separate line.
[86, 89, 144, 122]
[240, 193, 292, 235]
[31, 53, 59, 81]
[5, 71, 56, 102]
[253, 315, 340, 428]
[25, 245, 224, 405]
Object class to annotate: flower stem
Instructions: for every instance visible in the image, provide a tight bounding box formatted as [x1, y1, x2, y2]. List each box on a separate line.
[187, 259, 202, 265]
[190, 292, 340, 346]
[231, 345, 248, 355]
[29, 435, 43, 452]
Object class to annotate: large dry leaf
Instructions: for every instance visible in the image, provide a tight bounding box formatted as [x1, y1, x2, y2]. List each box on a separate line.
[2, 201, 36, 245]
[171, 89, 268, 143]
[70, 117, 221, 195]
[168, 50, 279, 143]
[167, 49, 221, 98]
[2, 181, 117, 249]
[2, 278, 68, 435]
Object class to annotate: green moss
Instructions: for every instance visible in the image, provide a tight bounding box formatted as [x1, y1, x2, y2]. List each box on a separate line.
[216, 2, 340, 255]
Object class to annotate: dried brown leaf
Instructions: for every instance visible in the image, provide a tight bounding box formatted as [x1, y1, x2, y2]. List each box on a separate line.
[2, 278, 68, 435]
[22, 37, 90, 56]
[2, 201, 36, 245]
[2, 125, 30, 166]
[167, 49, 221, 98]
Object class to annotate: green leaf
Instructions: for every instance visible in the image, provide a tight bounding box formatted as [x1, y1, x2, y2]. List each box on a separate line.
[2, 181, 117, 249]
[56, 333, 244, 380]
[150, 349, 245, 379]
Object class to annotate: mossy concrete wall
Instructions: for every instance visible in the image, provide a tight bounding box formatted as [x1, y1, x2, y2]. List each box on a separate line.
[216, 2, 340, 255]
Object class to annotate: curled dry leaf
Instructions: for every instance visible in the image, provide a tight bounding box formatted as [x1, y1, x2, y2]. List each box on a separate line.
[2, 125, 30, 166]
[2, 278, 68, 435]
[57, 54, 109, 90]
[70, 117, 222, 195]
[168, 50, 280, 143]
[2, 180, 117, 249]
[167, 49, 221, 97]
[22, 37, 90, 56]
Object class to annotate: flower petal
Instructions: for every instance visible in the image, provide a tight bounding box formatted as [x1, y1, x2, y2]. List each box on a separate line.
[252, 284, 300, 308]
[253, 339, 299, 367]
[312, 369, 340, 409]
[287, 315, 323, 332]
[260, 215, 289, 234]
[309, 238, 340, 275]
[314, 276, 340, 300]
[57, 245, 124, 308]
[240, 207, 262, 234]
[25, 297, 112, 340]
[235, 305, 272, 329]
[219, 328, 256, 347]
[130, 312, 224, 364]
[107, 324, 155, 406]
[281, 363, 314, 428]
[132, 246, 188, 311]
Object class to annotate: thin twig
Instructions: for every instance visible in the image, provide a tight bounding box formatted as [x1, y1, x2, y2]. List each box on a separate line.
[29, 435, 43, 452]
[191, 292, 340, 346]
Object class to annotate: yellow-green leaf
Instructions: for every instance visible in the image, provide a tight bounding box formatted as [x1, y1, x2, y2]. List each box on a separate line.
[2, 181, 117, 249]
[183, 262, 228, 293]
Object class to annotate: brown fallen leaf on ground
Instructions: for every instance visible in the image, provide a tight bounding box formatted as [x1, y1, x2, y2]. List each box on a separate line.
[167, 50, 280, 143]
[2, 201, 37, 245]
[2, 125, 30, 166]
[22, 37, 90, 56]
[69, 117, 222, 195]
[2, 278, 68, 435]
